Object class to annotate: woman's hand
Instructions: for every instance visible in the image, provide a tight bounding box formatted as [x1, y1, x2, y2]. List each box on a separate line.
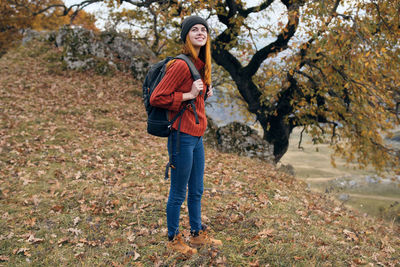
[183, 79, 203, 101]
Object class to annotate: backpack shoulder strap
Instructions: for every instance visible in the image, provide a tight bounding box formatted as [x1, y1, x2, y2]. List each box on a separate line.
[175, 54, 201, 81]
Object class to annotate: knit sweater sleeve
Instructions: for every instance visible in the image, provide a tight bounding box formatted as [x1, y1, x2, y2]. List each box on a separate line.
[149, 59, 189, 112]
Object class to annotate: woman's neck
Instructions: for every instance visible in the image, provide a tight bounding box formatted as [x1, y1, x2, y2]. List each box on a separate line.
[194, 47, 200, 56]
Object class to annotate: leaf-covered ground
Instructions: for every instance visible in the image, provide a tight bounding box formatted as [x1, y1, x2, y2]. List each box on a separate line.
[0, 41, 399, 266]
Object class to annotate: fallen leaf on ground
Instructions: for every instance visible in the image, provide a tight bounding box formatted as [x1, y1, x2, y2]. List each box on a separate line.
[258, 229, 274, 238]
[13, 247, 31, 257]
[51, 205, 64, 212]
[58, 238, 69, 246]
[27, 234, 44, 244]
[0, 255, 9, 261]
[133, 250, 140, 261]
[343, 229, 359, 242]
[68, 228, 82, 236]
[73, 216, 81, 226]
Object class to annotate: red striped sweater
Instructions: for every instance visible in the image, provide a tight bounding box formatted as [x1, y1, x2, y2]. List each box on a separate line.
[149, 57, 207, 137]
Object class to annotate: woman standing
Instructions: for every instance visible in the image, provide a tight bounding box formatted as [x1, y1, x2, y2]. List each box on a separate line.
[150, 16, 222, 255]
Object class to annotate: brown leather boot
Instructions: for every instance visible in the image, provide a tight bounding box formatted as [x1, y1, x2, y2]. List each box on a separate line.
[167, 233, 197, 255]
[189, 230, 223, 247]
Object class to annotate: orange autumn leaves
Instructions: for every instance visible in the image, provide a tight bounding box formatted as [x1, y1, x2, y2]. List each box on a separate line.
[0, 0, 97, 55]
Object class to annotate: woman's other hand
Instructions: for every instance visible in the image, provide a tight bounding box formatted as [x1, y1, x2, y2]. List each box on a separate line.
[183, 79, 203, 101]
[207, 85, 213, 98]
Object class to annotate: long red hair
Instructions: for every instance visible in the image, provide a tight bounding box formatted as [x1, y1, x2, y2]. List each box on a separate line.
[167, 33, 212, 86]
[182, 34, 212, 86]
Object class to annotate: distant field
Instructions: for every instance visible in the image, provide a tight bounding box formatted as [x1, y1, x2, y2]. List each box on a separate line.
[281, 128, 400, 220]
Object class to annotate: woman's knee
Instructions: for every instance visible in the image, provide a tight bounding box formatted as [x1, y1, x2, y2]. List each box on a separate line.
[188, 187, 203, 201]
[168, 190, 187, 205]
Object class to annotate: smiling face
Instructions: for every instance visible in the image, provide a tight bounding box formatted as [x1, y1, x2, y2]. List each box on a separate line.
[188, 24, 208, 49]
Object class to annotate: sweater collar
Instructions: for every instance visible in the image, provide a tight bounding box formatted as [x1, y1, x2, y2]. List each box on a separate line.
[193, 57, 205, 70]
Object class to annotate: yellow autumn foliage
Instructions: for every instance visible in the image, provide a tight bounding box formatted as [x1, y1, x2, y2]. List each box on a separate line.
[0, 0, 98, 56]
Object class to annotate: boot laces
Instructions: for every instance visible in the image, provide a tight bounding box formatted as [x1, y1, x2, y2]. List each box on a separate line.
[200, 230, 210, 241]
[176, 234, 185, 244]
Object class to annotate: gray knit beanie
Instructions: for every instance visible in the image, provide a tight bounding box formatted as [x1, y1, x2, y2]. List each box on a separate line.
[180, 16, 209, 42]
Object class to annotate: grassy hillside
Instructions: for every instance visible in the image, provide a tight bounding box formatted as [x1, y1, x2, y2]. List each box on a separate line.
[0, 40, 399, 266]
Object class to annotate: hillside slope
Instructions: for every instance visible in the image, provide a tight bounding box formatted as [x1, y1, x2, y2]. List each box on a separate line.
[0, 41, 399, 266]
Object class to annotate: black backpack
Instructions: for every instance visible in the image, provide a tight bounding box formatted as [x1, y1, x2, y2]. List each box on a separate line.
[143, 54, 203, 179]
[143, 54, 201, 137]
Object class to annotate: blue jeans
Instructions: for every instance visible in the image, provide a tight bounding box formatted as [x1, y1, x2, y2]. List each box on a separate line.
[167, 131, 204, 238]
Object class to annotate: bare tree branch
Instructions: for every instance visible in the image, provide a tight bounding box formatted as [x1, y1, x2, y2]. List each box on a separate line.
[298, 126, 305, 150]
[244, 2, 301, 77]
[241, 0, 274, 16]
[373, 1, 391, 31]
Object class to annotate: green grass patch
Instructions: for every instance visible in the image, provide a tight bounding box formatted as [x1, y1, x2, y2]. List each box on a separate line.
[93, 118, 122, 132]
[345, 196, 400, 222]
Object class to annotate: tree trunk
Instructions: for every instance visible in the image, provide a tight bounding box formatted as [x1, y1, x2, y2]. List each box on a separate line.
[264, 115, 293, 163]
[213, 46, 295, 162]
